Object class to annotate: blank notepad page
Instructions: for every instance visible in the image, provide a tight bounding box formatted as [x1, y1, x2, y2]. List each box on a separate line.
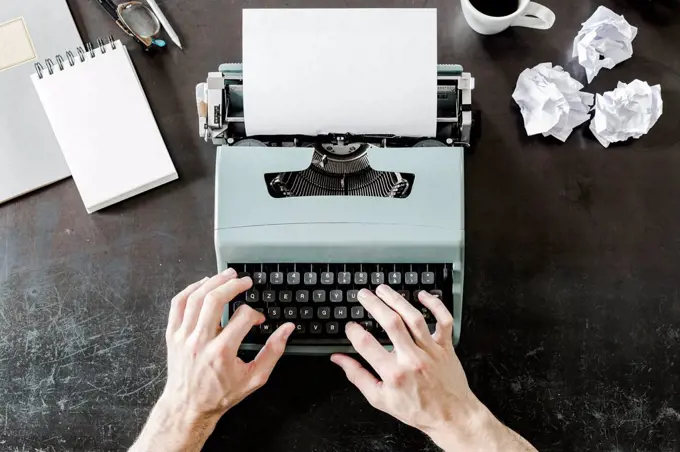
[31, 41, 177, 213]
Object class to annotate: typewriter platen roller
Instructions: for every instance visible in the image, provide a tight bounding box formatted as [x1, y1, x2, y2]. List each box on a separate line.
[197, 64, 476, 353]
[199, 64, 476, 146]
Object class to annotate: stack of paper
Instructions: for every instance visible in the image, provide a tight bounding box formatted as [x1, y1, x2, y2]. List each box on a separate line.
[0, 0, 82, 204]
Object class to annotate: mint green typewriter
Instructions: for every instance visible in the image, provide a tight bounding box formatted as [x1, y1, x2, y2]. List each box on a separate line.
[197, 64, 476, 354]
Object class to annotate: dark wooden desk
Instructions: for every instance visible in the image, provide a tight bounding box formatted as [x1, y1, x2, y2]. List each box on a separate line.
[1, 0, 679, 450]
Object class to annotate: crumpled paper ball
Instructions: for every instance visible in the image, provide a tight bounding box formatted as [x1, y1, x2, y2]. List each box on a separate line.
[573, 6, 638, 83]
[512, 63, 594, 142]
[589, 80, 663, 148]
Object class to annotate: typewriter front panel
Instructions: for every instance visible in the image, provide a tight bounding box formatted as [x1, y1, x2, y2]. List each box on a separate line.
[214, 145, 463, 230]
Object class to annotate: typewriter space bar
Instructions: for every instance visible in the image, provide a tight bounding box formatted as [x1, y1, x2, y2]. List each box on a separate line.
[287, 338, 391, 346]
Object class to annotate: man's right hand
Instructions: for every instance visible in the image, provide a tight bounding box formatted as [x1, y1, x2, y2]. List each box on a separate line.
[331, 286, 538, 452]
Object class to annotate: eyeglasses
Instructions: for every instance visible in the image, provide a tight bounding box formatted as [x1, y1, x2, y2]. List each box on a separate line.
[95, 0, 166, 49]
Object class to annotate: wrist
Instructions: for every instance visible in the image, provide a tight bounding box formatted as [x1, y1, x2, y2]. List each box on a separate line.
[130, 395, 221, 452]
[154, 394, 221, 430]
[424, 400, 509, 452]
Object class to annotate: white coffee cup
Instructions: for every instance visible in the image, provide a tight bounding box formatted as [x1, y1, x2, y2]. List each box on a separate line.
[461, 0, 556, 35]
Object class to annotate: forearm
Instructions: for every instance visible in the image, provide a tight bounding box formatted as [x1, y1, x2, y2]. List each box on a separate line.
[501, 425, 539, 452]
[129, 397, 219, 452]
[426, 404, 538, 452]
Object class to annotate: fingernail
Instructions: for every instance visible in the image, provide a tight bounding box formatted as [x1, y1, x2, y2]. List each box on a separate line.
[200, 276, 210, 283]
[375, 284, 388, 296]
[345, 321, 356, 330]
[358, 288, 371, 299]
[221, 267, 236, 276]
[283, 323, 295, 339]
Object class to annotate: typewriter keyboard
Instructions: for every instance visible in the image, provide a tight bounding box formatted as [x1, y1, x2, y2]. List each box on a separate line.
[228, 263, 454, 345]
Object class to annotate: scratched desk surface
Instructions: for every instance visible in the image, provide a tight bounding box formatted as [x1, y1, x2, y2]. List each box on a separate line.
[1, 0, 680, 450]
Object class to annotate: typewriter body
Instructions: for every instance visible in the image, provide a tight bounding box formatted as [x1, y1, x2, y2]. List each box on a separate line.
[197, 63, 475, 354]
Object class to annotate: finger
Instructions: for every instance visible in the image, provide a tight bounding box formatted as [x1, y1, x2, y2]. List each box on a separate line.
[330, 354, 382, 406]
[418, 291, 454, 346]
[212, 303, 264, 353]
[375, 285, 435, 349]
[345, 321, 392, 376]
[167, 277, 209, 335]
[358, 289, 416, 351]
[180, 268, 238, 335]
[195, 276, 254, 337]
[247, 322, 295, 391]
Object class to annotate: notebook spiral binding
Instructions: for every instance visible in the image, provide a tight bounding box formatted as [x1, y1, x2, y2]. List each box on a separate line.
[34, 35, 117, 79]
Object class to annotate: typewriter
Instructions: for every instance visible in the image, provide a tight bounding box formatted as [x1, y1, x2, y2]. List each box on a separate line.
[197, 63, 476, 354]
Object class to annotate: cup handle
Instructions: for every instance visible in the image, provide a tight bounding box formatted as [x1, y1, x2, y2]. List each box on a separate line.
[512, 2, 555, 30]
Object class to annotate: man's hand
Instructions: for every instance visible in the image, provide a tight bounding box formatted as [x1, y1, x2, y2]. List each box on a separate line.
[331, 285, 537, 452]
[130, 269, 295, 452]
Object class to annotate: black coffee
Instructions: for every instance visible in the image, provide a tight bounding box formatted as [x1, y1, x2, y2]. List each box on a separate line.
[470, 0, 519, 17]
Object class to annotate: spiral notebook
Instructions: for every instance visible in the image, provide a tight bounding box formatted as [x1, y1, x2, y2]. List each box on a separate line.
[31, 38, 177, 213]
